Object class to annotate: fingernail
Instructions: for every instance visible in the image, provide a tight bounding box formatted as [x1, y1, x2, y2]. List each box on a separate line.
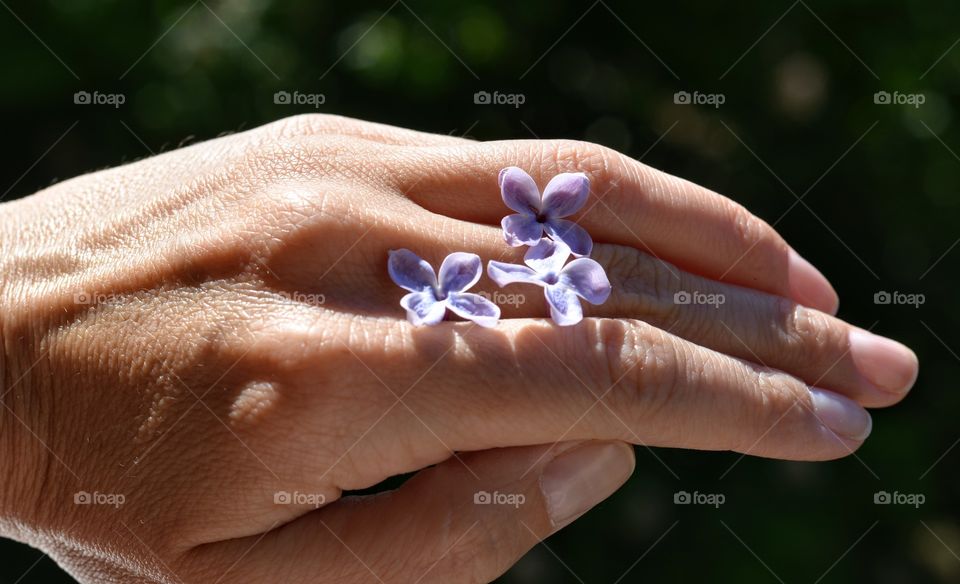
[809, 388, 873, 441]
[787, 249, 839, 315]
[540, 442, 635, 529]
[849, 328, 919, 394]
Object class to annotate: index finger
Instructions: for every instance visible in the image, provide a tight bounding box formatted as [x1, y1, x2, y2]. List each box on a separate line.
[395, 139, 839, 313]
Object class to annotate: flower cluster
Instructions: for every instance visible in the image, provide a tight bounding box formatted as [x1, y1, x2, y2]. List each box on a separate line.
[488, 167, 610, 326]
[388, 167, 611, 327]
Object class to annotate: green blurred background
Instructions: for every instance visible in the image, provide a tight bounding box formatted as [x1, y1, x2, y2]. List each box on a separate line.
[0, 0, 957, 582]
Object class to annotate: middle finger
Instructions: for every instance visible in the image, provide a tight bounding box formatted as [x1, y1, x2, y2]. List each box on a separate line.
[375, 211, 917, 408]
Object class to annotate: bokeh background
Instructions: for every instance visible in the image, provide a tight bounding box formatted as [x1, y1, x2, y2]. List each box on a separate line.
[0, 0, 957, 582]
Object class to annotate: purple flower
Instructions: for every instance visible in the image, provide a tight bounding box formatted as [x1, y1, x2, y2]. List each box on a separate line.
[388, 249, 500, 328]
[499, 167, 593, 257]
[487, 239, 611, 326]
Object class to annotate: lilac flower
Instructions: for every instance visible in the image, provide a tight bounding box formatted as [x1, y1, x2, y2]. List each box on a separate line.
[499, 167, 593, 257]
[388, 249, 500, 328]
[487, 239, 611, 326]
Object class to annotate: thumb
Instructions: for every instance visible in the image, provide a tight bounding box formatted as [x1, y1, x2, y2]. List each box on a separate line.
[195, 441, 635, 583]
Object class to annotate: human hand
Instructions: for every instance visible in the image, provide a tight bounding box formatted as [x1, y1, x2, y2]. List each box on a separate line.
[0, 114, 917, 583]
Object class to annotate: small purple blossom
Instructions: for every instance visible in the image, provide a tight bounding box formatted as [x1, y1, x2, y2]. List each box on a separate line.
[487, 239, 611, 326]
[388, 249, 500, 328]
[499, 167, 593, 257]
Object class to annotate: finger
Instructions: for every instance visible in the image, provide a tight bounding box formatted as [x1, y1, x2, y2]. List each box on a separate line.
[243, 307, 872, 499]
[391, 139, 839, 313]
[192, 441, 635, 584]
[357, 317, 873, 459]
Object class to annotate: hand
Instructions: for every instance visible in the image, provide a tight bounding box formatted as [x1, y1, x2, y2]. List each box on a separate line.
[0, 114, 917, 583]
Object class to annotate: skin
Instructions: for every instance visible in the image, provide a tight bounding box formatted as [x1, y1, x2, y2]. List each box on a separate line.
[0, 114, 918, 583]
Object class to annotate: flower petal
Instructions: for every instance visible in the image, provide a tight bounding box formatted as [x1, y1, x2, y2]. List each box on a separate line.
[560, 258, 612, 305]
[544, 219, 593, 257]
[524, 238, 570, 274]
[502, 214, 543, 247]
[499, 167, 541, 215]
[541, 172, 589, 218]
[400, 291, 446, 326]
[446, 292, 501, 328]
[544, 285, 583, 326]
[388, 249, 438, 293]
[438, 252, 482, 294]
[487, 261, 543, 287]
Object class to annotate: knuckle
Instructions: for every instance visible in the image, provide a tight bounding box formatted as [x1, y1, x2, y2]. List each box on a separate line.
[232, 130, 380, 187]
[727, 204, 769, 250]
[534, 138, 652, 223]
[737, 368, 807, 448]
[724, 203, 791, 267]
[605, 321, 682, 424]
[600, 245, 681, 321]
[778, 302, 842, 374]
[241, 135, 332, 178]
[262, 113, 440, 146]
[543, 139, 625, 184]
[261, 113, 349, 138]
[244, 313, 342, 376]
[426, 520, 499, 583]
[178, 136, 315, 197]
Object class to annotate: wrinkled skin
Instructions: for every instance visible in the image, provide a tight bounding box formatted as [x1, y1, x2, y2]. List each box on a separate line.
[0, 115, 917, 583]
